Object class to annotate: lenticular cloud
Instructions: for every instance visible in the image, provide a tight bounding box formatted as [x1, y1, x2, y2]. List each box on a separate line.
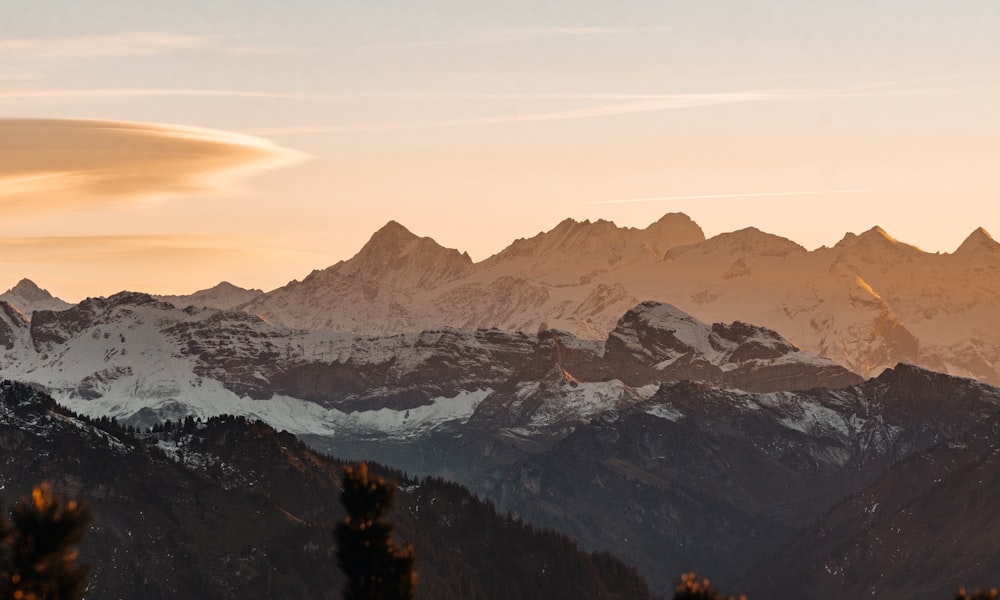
[0, 118, 305, 214]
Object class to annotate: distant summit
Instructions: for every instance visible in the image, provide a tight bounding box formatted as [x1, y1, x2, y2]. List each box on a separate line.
[189, 212, 1000, 387]
[666, 227, 805, 259]
[0, 279, 71, 317]
[953, 226, 999, 257]
[835, 225, 910, 248]
[7, 278, 52, 302]
[157, 281, 265, 311]
[480, 212, 705, 282]
[335, 220, 474, 289]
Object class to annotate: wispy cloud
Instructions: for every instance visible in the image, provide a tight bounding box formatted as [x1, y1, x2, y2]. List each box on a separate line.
[0, 88, 337, 100]
[0, 119, 306, 216]
[0, 32, 300, 59]
[233, 76, 996, 136]
[589, 190, 872, 205]
[243, 90, 782, 135]
[0, 32, 212, 57]
[372, 25, 670, 49]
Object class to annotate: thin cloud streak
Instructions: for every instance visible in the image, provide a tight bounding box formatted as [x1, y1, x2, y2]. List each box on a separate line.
[3, 76, 984, 104]
[0, 88, 778, 102]
[590, 190, 873, 205]
[0, 88, 339, 100]
[240, 78, 976, 136]
[0, 32, 211, 57]
[0, 234, 248, 260]
[244, 91, 781, 135]
[0, 32, 299, 59]
[371, 25, 670, 48]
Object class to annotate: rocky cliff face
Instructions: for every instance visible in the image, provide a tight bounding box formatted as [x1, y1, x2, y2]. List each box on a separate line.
[2, 292, 857, 435]
[758, 402, 1000, 599]
[482, 365, 1000, 593]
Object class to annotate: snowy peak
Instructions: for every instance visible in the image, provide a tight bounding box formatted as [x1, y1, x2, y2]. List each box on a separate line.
[361, 219, 420, 252]
[333, 220, 473, 289]
[645, 212, 705, 238]
[835, 225, 922, 254]
[492, 218, 609, 257]
[6, 278, 52, 302]
[953, 226, 999, 257]
[0, 279, 72, 317]
[608, 300, 712, 359]
[666, 227, 805, 259]
[499, 212, 704, 258]
[158, 281, 265, 310]
[482, 212, 704, 278]
[603, 301, 860, 391]
[29, 291, 168, 349]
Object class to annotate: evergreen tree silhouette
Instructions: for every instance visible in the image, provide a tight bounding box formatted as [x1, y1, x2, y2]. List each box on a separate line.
[335, 463, 415, 600]
[0, 484, 91, 600]
[673, 572, 745, 600]
[956, 588, 999, 600]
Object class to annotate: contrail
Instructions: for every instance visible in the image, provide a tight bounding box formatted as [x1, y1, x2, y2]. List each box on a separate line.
[589, 189, 871, 204]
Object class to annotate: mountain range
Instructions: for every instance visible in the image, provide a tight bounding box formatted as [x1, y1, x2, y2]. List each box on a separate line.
[8, 213, 998, 385]
[5, 340, 1000, 597]
[0, 292, 857, 430]
[3, 212, 1000, 597]
[233, 215, 1000, 385]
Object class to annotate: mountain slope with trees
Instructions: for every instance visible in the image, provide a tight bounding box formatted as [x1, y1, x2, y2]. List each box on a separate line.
[0, 380, 655, 600]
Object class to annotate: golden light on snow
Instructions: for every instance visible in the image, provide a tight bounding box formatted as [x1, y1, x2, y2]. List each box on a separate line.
[0, 118, 306, 215]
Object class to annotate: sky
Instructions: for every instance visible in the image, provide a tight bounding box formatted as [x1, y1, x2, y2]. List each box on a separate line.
[1, 1, 998, 301]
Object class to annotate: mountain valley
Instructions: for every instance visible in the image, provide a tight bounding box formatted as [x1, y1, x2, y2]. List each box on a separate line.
[3, 213, 1000, 598]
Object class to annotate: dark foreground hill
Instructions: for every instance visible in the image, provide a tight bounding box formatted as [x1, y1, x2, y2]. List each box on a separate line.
[0, 380, 654, 600]
[299, 362, 1000, 597]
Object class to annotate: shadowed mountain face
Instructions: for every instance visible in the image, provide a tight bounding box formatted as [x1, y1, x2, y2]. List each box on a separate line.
[305, 364, 1000, 595]
[755, 411, 1000, 599]
[473, 364, 1000, 593]
[0, 381, 655, 600]
[6, 363, 1000, 598]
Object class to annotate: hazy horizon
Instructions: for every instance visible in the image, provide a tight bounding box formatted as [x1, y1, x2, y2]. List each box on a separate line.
[2, 1, 998, 300]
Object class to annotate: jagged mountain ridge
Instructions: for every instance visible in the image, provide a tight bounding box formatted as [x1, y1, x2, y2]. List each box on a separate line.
[227, 215, 1000, 386]
[0, 380, 655, 600]
[12, 215, 998, 385]
[0, 292, 856, 433]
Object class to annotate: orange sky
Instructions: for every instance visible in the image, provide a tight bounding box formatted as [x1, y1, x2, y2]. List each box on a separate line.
[1, 2, 998, 301]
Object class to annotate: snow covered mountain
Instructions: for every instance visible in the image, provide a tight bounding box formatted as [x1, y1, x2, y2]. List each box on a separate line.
[0, 278, 71, 316]
[0, 292, 856, 435]
[235, 215, 1000, 387]
[156, 280, 264, 310]
[23, 214, 992, 388]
